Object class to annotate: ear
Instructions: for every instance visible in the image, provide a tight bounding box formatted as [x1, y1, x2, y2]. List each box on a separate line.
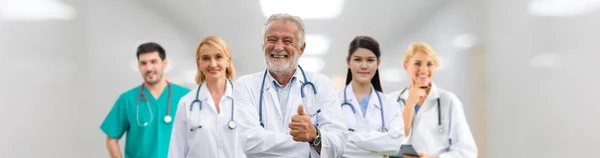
[298, 42, 306, 56]
[137, 61, 143, 72]
[403, 62, 408, 71]
[227, 56, 232, 67]
[377, 58, 381, 67]
[163, 59, 169, 67]
[346, 58, 351, 67]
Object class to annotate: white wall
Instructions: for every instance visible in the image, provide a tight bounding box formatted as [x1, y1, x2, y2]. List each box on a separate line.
[0, 1, 196, 157]
[486, 0, 600, 157]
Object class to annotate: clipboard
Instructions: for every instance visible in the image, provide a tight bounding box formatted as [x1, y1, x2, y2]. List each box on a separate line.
[397, 144, 419, 158]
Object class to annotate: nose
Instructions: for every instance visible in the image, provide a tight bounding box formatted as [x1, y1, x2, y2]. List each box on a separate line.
[141, 64, 152, 71]
[360, 61, 368, 69]
[419, 64, 428, 72]
[273, 41, 285, 52]
[209, 58, 217, 67]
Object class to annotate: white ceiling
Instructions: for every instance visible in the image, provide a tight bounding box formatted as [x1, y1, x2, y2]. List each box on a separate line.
[143, 0, 447, 76]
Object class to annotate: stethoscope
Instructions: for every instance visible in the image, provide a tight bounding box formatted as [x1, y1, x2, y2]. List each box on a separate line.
[258, 65, 321, 127]
[341, 85, 388, 133]
[396, 87, 444, 134]
[189, 80, 237, 131]
[136, 81, 172, 127]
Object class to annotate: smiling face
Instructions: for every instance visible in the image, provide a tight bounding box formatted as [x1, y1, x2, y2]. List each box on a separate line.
[194, 36, 235, 84]
[404, 51, 437, 86]
[197, 44, 230, 83]
[347, 48, 380, 84]
[402, 43, 439, 86]
[262, 20, 305, 76]
[138, 51, 167, 85]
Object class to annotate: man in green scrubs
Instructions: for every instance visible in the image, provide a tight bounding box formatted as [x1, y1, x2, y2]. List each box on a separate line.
[100, 42, 191, 158]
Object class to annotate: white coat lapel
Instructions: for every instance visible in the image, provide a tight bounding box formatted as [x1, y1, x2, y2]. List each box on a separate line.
[368, 86, 382, 110]
[288, 78, 301, 116]
[345, 83, 367, 123]
[296, 71, 316, 116]
[199, 82, 218, 115]
[414, 83, 441, 121]
[348, 85, 367, 131]
[343, 84, 358, 115]
[367, 87, 383, 128]
[288, 70, 304, 116]
[263, 71, 283, 120]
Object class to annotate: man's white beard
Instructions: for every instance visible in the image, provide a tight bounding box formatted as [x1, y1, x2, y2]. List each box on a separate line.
[265, 49, 299, 76]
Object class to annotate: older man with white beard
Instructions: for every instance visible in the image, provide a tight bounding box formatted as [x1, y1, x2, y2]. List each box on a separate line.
[233, 13, 348, 158]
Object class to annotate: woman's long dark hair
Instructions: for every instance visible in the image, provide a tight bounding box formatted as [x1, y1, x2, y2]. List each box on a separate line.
[345, 36, 383, 92]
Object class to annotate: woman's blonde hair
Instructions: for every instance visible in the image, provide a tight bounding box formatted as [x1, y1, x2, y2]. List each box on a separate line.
[195, 36, 236, 84]
[403, 42, 440, 68]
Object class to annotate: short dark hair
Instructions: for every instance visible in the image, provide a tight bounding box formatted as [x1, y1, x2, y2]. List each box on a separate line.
[345, 36, 384, 92]
[136, 42, 166, 60]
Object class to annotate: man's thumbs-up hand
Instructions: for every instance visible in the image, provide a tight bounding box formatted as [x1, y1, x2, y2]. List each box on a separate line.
[289, 104, 317, 142]
[297, 104, 306, 116]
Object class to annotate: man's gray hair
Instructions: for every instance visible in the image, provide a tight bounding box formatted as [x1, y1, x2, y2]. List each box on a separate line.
[261, 13, 306, 49]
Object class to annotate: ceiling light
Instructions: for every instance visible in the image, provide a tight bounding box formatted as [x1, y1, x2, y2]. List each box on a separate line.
[303, 34, 331, 55]
[528, 0, 600, 16]
[299, 56, 325, 73]
[0, 0, 76, 21]
[380, 68, 405, 83]
[259, 0, 345, 19]
[453, 34, 478, 49]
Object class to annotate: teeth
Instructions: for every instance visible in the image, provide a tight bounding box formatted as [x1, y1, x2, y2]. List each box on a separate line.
[271, 54, 288, 58]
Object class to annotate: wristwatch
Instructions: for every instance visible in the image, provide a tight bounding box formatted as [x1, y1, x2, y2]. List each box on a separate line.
[311, 125, 321, 146]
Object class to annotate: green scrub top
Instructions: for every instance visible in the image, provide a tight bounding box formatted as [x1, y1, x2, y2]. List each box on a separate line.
[100, 82, 191, 158]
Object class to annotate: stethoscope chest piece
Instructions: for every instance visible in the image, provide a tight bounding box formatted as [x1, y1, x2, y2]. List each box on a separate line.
[379, 128, 388, 133]
[164, 115, 172, 123]
[228, 120, 237, 129]
[437, 126, 444, 134]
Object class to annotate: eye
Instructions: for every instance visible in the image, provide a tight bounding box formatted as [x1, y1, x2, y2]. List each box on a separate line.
[202, 57, 209, 61]
[353, 58, 361, 62]
[367, 59, 375, 62]
[414, 62, 421, 66]
[427, 62, 434, 67]
[216, 55, 223, 59]
[284, 40, 292, 44]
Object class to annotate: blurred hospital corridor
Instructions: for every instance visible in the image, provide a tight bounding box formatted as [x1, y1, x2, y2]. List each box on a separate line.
[1, 0, 600, 157]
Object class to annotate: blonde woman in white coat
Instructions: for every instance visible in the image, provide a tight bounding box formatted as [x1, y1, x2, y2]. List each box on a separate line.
[168, 36, 245, 158]
[388, 42, 477, 158]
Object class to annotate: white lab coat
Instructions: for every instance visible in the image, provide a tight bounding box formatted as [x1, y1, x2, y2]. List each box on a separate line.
[168, 80, 246, 158]
[233, 69, 348, 158]
[386, 83, 478, 158]
[338, 83, 404, 158]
